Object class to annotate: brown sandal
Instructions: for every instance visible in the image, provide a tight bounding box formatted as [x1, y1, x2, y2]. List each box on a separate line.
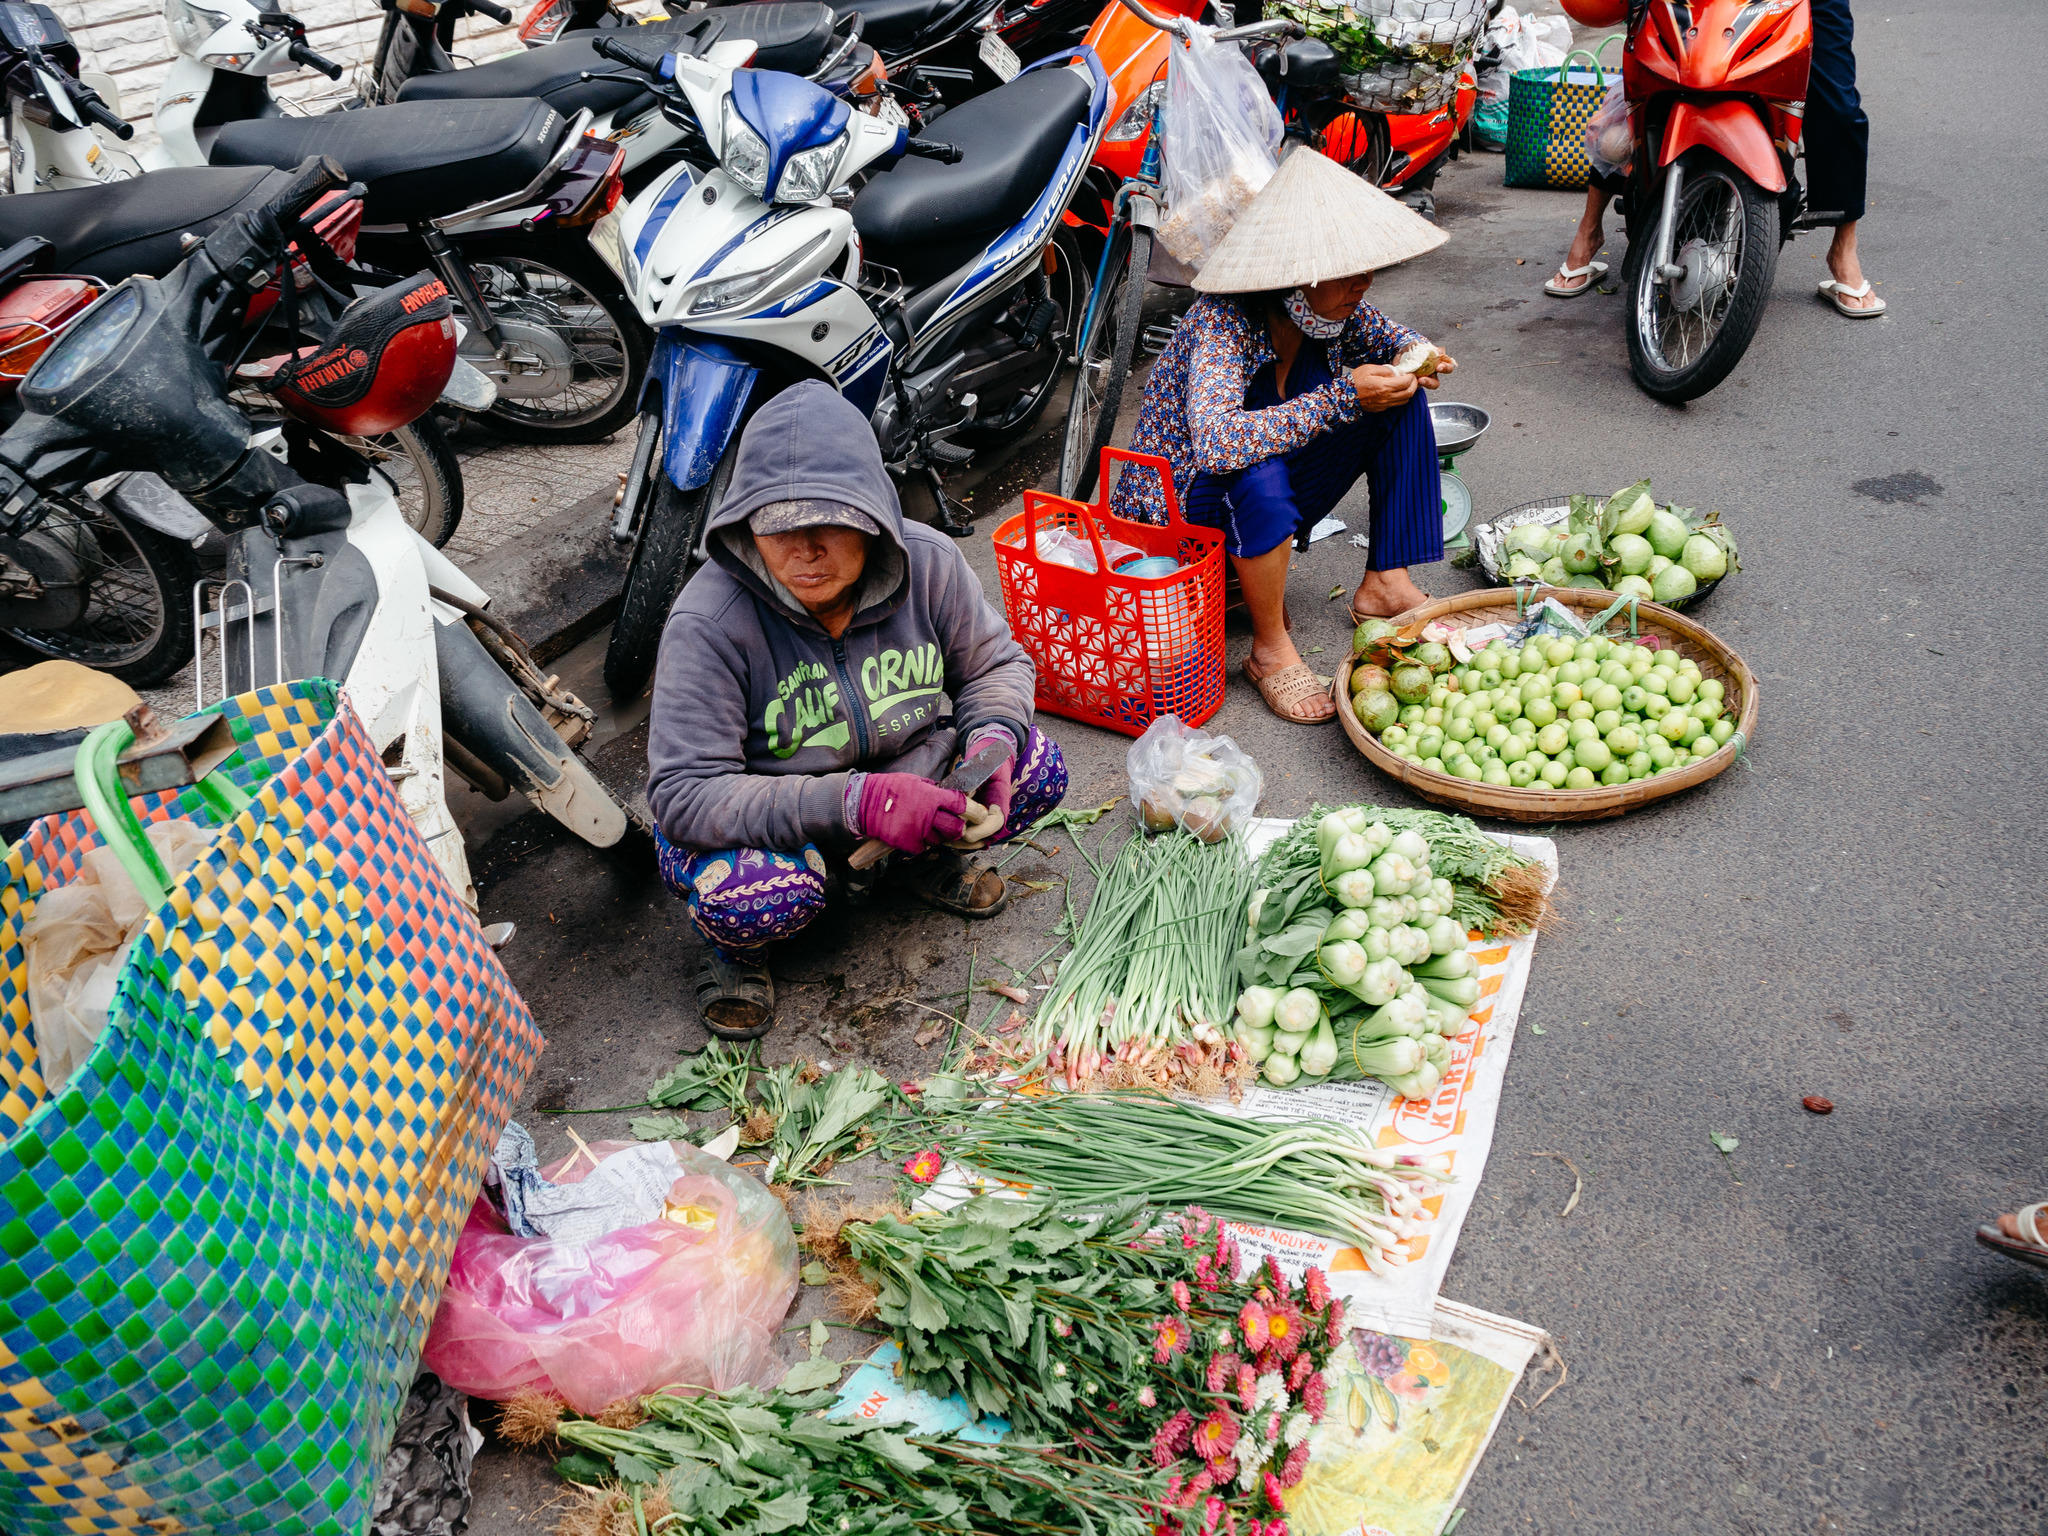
[1243, 658, 1335, 725]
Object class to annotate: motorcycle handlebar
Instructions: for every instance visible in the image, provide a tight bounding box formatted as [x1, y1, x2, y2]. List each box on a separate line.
[903, 137, 962, 163]
[591, 33, 668, 78]
[1216, 18, 1304, 42]
[73, 88, 134, 140]
[287, 39, 345, 79]
[261, 155, 349, 228]
[468, 0, 514, 23]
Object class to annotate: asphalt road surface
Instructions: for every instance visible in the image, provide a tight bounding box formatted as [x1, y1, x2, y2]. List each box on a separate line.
[461, 4, 2045, 1529]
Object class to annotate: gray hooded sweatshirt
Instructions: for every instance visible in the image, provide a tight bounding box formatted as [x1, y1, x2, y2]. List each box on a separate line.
[647, 381, 1036, 853]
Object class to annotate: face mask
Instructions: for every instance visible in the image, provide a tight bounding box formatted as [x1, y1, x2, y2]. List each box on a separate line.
[1286, 288, 1348, 340]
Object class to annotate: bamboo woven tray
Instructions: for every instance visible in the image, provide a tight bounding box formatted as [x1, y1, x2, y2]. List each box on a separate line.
[1334, 587, 1760, 823]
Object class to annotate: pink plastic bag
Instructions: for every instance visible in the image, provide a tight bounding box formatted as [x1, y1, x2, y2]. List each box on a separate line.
[422, 1140, 798, 1413]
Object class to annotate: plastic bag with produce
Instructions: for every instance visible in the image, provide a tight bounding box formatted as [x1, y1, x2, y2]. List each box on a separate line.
[1127, 713, 1263, 842]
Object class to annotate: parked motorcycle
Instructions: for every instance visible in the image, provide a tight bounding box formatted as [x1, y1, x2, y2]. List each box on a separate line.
[148, 0, 348, 170]
[0, 156, 627, 903]
[0, 0, 140, 191]
[142, 0, 660, 442]
[1619, 0, 1812, 402]
[0, 164, 477, 682]
[581, 33, 1107, 699]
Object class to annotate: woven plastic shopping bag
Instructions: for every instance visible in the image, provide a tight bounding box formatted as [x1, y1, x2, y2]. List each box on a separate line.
[1504, 42, 1618, 190]
[0, 679, 542, 1536]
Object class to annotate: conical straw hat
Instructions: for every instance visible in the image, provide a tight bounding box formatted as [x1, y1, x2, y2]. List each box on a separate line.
[1193, 146, 1448, 293]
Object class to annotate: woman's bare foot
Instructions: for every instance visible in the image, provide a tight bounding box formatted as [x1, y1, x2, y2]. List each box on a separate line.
[1245, 635, 1333, 722]
[1352, 567, 1429, 619]
[1826, 222, 1880, 311]
[1995, 1211, 2047, 1247]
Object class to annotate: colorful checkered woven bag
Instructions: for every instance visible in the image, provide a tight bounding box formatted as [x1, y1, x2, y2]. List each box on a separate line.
[0, 679, 542, 1536]
[1504, 43, 1618, 190]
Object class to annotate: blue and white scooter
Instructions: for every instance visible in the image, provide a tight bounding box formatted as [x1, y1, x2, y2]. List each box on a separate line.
[580, 33, 1108, 699]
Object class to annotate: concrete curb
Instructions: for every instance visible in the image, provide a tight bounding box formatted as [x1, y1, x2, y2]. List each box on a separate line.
[460, 481, 630, 665]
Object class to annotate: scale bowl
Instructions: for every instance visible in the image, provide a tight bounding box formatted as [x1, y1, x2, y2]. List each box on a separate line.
[1431, 402, 1490, 459]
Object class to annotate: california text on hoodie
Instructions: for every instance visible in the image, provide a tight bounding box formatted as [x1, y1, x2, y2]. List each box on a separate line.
[646, 381, 1035, 853]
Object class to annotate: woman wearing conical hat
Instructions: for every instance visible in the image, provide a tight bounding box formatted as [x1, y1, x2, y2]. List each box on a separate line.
[1111, 147, 1453, 725]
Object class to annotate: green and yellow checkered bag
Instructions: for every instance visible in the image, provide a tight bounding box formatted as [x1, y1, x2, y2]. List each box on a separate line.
[1505, 44, 1617, 191]
[0, 679, 542, 1535]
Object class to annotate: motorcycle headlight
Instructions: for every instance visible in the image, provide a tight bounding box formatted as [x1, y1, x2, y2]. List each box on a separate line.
[25, 285, 142, 396]
[774, 136, 846, 205]
[683, 231, 835, 317]
[720, 96, 771, 199]
[1105, 79, 1164, 143]
[165, 0, 231, 54]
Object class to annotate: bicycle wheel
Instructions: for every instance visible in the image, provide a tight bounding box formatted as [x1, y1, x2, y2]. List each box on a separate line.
[1058, 223, 1149, 502]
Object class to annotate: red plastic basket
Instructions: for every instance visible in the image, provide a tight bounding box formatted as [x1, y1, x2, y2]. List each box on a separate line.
[992, 449, 1225, 736]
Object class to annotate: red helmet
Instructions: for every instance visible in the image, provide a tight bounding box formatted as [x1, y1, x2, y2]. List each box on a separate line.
[269, 274, 456, 436]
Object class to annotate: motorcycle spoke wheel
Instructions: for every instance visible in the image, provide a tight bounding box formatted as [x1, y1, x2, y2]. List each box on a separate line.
[473, 255, 634, 431]
[1627, 156, 1779, 403]
[1059, 225, 1147, 502]
[341, 418, 463, 548]
[960, 226, 1089, 448]
[0, 501, 196, 685]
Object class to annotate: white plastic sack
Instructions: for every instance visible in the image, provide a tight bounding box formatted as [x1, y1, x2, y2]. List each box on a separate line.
[1127, 714, 1263, 843]
[1155, 26, 1284, 270]
[1585, 78, 1631, 179]
[1484, 7, 1571, 100]
[22, 818, 217, 1090]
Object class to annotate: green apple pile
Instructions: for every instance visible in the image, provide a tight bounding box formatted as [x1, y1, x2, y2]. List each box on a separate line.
[1498, 480, 1737, 606]
[1350, 631, 1737, 789]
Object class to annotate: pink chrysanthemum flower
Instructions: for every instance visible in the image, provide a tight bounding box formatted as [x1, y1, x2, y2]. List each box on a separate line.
[1194, 1256, 1219, 1292]
[1280, 1443, 1310, 1488]
[1263, 1472, 1286, 1512]
[1239, 1300, 1270, 1352]
[1301, 1372, 1327, 1422]
[1288, 1352, 1313, 1391]
[1206, 1350, 1241, 1394]
[1302, 1267, 1331, 1313]
[1152, 1410, 1195, 1468]
[1180, 1467, 1214, 1507]
[1266, 1255, 1289, 1294]
[1262, 1300, 1306, 1362]
[1198, 1495, 1226, 1536]
[1192, 1408, 1241, 1462]
[1324, 1305, 1344, 1348]
[903, 1147, 944, 1183]
[1154, 1314, 1192, 1364]
[1139, 1385, 1158, 1408]
[1236, 1363, 1258, 1412]
[1173, 1279, 1193, 1313]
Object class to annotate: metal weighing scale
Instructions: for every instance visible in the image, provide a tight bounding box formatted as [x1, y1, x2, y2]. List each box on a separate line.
[1431, 403, 1490, 557]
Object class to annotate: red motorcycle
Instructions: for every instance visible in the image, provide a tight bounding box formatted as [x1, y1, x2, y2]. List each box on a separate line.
[1613, 0, 1812, 401]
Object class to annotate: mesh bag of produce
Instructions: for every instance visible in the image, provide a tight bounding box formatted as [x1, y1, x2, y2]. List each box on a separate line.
[0, 679, 542, 1535]
[1267, 0, 1490, 112]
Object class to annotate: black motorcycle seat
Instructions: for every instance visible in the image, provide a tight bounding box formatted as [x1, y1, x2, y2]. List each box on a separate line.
[1255, 38, 1341, 92]
[211, 98, 570, 228]
[639, 5, 839, 76]
[395, 36, 651, 117]
[851, 66, 1089, 284]
[823, 0, 951, 51]
[0, 164, 277, 283]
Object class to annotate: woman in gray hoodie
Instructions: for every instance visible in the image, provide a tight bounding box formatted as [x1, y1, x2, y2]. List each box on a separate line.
[646, 382, 1067, 1038]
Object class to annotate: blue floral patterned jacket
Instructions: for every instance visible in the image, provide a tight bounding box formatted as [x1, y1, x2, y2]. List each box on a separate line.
[1109, 293, 1424, 523]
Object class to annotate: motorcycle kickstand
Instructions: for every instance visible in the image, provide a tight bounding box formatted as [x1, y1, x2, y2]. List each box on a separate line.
[921, 463, 975, 539]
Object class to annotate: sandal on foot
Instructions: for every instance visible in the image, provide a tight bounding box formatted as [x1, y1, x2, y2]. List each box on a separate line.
[695, 949, 774, 1040]
[1544, 260, 1607, 297]
[904, 855, 1009, 919]
[1976, 1202, 2048, 1273]
[1243, 658, 1335, 725]
[1348, 594, 1431, 627]
[1817, 278, 1885, 317]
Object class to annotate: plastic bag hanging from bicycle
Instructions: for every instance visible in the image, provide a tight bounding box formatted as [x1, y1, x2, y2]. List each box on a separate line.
[1154, 25, 1285, 271]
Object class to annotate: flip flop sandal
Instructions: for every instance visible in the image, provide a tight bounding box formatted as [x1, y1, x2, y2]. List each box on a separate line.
[1817, 278, 1886, 317]
[1348, 594, 1432, 627]
[1544, 260, 1608, 297]
[904, 855, 1010, 920]
[1243, 658, 1335, 725]
[1975, 1202, 2048, 1273]
[695, 949, 775, 1040]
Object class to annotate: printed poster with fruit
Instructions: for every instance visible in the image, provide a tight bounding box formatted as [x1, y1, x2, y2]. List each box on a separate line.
[1288, 1299, 1550, 1536]
[1218, 825, 1557, 1340]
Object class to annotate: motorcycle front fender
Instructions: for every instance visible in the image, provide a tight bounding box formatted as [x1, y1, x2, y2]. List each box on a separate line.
[1659, 99, 1784, 193]
[639, 329, 757, 493]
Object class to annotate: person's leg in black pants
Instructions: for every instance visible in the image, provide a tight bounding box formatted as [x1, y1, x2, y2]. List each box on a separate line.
[1806, 0, 1881, 311]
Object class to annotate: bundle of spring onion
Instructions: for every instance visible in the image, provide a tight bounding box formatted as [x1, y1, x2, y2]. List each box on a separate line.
[936, 1091, 1451, 1276]
[1015, 828, 1256, 1093]
[1236, 805, 1546, 1096]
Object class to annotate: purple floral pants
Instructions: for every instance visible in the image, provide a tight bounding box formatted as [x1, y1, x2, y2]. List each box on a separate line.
[657, 727, 1068, 956]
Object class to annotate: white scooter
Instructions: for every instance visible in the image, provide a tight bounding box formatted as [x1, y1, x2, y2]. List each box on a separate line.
[147, 0, 349, 171]
[0, 0, 141, 191]
[0, 160, 626, 904]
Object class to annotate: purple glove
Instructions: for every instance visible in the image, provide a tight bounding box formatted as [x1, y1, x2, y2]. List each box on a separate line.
[857, 772, 968, 854]
[978, 754, 1015, 826]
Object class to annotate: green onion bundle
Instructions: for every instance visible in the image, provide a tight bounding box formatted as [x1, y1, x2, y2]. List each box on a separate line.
[1022, 830, 1255, 1092]
[938, 1091, 1452, 1274]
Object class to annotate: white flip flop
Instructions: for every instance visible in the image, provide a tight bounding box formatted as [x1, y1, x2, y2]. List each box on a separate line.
[1817, 278, 1886, 317]
[1544, 260, 1607, 297]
